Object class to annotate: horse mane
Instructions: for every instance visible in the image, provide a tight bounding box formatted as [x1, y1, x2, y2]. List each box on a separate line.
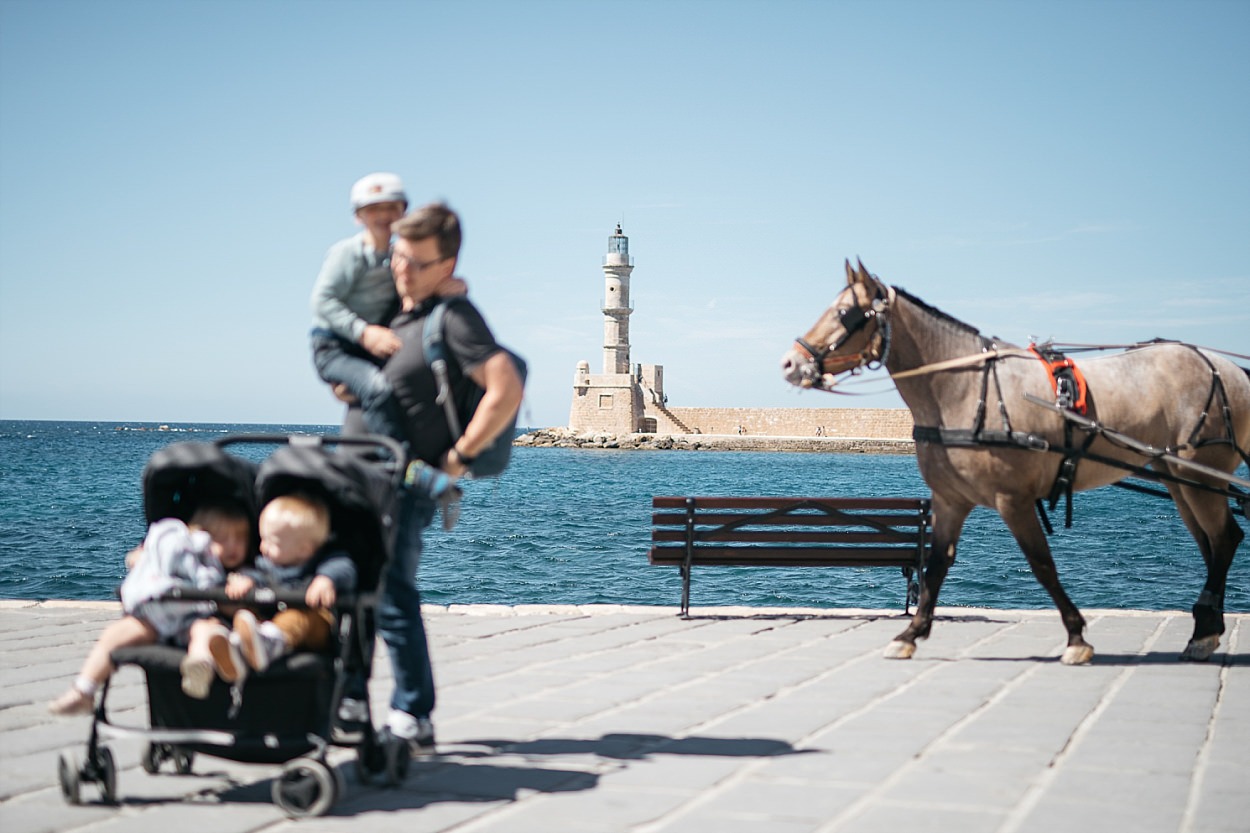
[892, 286, 984, 339]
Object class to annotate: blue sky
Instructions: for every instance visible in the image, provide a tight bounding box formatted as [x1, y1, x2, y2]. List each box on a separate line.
[1, 0, 1246, 428]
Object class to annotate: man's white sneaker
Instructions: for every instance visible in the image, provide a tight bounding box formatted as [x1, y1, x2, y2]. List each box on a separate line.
[338, 697, 370, 724]
[387, 708, 436, 754]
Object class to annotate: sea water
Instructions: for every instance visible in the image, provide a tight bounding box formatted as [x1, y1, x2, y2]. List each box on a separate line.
[2, 420, 1248, 612]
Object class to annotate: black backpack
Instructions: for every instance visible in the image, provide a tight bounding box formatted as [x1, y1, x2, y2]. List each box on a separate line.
[422, 299, 527, 478]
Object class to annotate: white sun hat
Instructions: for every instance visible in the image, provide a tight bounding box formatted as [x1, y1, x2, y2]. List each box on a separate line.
[349, 172, 407, 211]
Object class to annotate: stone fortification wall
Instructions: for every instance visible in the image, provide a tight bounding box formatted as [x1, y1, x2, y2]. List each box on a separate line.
[517, 428, 913, 454]
[663, 407, 913, 440]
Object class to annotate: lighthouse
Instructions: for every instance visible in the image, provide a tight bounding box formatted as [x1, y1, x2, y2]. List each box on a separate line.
[568, 224, 656, 434]
[602, 224, 633, 374]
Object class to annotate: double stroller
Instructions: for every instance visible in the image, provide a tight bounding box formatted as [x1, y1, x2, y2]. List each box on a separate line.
[56, 433, 413, 817]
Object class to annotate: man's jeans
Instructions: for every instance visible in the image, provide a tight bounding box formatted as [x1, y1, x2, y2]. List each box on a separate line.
[377, 487, 437, 718]
[311, 331, 404, 442]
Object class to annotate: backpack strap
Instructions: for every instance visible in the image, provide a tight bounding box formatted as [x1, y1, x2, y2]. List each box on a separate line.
[421, 300, 464, 440]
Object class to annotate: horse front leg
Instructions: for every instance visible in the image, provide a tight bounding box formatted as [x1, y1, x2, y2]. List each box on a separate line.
[885, 500, 970, 659]
[998, 499, 1092, 665]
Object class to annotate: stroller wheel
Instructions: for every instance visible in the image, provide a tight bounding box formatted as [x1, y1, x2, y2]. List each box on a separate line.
[382, 734, 410, 787]
[96, 746, 118, 805]
[355, 738, 387, 785]
[141, 742, 165, 774]
[172, 747, 195, 775]
[57, 750, 82, 805]
[272, 758, 337, 818]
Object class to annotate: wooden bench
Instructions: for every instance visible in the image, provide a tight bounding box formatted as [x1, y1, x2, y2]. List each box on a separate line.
[650, 496, 932, 616]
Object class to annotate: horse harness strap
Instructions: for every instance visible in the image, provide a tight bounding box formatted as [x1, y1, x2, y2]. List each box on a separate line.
[1029, 343, 1089, 416]
[1029, 343, 1094, 527]
[910, 426, 1050, 451]
[911, 341, 1055, 451]
[911, 343, 1097, 530]
[793, 285, 894, 378]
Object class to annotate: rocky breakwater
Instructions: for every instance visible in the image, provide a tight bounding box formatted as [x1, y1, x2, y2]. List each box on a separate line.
[515, 428, 914, 454]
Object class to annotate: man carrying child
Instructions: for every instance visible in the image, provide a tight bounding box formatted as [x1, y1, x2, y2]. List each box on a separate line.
[374, 202, 524, 752]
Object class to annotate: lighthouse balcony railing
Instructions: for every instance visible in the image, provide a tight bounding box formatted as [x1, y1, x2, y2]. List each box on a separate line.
[601, 299, 635, 313]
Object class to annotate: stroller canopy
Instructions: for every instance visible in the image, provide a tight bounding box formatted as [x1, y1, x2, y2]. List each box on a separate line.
[143, 441, 259, 527]
[255, 445, 394, 593]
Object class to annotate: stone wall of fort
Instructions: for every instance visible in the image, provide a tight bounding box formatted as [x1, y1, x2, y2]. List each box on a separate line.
[654, 407, 913, 440]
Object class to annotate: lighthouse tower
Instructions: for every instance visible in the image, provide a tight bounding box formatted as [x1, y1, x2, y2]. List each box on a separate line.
[602, 224, 633, 374]
[568, 225, 655, 434]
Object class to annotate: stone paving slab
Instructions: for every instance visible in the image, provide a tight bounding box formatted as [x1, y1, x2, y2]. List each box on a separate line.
[1, 600, 1247, 832]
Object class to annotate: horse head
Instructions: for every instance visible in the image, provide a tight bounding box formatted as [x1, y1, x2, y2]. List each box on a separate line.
[780, 259, 892, 391]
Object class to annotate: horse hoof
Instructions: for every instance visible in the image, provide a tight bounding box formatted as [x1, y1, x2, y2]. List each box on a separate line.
[883, 640, 915, 660]
[1061, 644, 1094, 665]
[1180, 635, 1220, 662]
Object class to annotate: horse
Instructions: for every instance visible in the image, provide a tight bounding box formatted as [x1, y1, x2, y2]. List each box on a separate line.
[780, 260, 1250, 664]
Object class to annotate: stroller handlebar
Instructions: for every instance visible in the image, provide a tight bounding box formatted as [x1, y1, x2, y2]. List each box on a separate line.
[161, 586, 377, 611]
[214, 432, 408, 486]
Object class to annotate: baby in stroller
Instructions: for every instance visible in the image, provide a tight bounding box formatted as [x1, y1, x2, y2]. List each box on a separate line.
[55, 434, 410, 816]
[223, 492, 358, 676]
[48, 502, 252, 715]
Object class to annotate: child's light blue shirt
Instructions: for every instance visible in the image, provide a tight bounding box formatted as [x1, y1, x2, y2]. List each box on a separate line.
[310, 232, 398, 342]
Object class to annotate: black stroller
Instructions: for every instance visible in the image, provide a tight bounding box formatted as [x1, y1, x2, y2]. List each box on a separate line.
[56, 433, 412, 817]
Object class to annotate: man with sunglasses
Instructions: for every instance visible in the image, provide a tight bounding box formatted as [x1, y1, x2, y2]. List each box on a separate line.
[376, 202, 524, 753]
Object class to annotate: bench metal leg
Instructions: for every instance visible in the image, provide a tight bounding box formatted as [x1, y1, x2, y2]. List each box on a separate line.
[680, 564, 691, 618]
[680, 497, 695, 618]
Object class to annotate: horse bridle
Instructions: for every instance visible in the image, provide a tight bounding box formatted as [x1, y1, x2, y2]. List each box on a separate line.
[793, 281, 893, 387]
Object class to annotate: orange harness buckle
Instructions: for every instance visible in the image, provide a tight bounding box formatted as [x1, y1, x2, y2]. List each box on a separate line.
[1029, 344, 1089, 416]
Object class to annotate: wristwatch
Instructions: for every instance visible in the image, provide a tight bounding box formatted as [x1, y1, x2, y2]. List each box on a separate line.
[451, 446, 476, 466]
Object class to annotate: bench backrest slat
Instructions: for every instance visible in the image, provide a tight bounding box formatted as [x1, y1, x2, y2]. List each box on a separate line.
[651, 496, 926, 510]
[651, 511, 925, 528]
[652, 529, 924, 545]
[650, 545, 922, 567]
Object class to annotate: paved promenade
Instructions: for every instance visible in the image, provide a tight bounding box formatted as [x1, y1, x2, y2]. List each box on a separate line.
[2, 600, 1247, 833]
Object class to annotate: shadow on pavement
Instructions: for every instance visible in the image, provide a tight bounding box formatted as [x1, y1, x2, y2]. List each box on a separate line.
[681, 612, 1010, 624]
[461, 732, 812, 760]
[195, 732, 810, 816]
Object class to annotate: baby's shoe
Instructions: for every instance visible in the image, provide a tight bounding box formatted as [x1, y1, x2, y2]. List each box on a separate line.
[48, 686, 94, 716]
[206, 622, 245, 684]
[404, 460, 452, 496]
[404, 460, 461, 530]
[180, 653, 214, 699]
[233, 610, 287, 672]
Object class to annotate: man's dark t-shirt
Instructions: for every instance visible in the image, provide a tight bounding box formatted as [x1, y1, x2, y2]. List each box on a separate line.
[384, 296, 502, 466]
